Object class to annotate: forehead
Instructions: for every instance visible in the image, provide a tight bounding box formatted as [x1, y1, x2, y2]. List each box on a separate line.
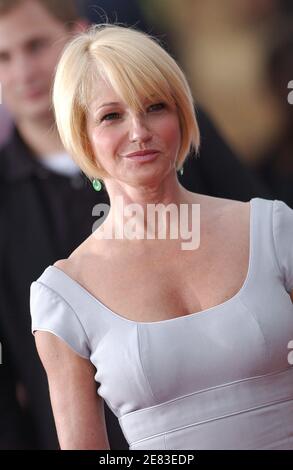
[0, 0, 66, 49]
[86, 74, 168, 116]
[88, 78, 121, 111]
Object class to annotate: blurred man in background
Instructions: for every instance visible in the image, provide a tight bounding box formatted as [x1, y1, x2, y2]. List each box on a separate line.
[0, 0, 126, 449]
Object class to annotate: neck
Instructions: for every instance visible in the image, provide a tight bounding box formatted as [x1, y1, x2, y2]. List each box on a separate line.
[16, 114, 65, 157]
[99, 172, 200, 242]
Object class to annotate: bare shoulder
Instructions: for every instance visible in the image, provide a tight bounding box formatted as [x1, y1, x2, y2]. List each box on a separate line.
[195, 193, 248, 208]
[53, 236, 90, 276]
[53, 256, 80, 280]
[53, 233, 103, 281]
[193, 193, 249, 222]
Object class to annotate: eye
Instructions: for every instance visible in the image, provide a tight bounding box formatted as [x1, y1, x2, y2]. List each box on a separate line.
[147, 102, 166, 112]
[100, 112, 121, 122]
[27, 38, 49, 54]
[0, 52, 10, 63]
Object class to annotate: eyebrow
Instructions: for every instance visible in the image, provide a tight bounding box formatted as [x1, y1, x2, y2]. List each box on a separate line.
[0, 35, 50, 55]
[96, 102, 121, 111]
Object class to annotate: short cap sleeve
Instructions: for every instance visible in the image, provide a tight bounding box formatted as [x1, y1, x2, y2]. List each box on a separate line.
[273, 199, 293, 293]
[30, 281, 90, 359]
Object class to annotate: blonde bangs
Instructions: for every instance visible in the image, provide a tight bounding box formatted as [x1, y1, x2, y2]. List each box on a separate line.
[78, 44, 175, 115]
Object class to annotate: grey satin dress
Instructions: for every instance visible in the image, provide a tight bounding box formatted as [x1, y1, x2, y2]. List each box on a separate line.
[30, 198, 293, 449]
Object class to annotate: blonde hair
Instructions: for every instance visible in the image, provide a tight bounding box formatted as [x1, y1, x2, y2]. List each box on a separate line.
[53, 24, 200, 180]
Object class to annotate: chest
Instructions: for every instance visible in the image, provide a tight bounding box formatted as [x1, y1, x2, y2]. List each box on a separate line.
[78, 221, 250, 322]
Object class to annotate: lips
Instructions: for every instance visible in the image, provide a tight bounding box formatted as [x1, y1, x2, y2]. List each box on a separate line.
[122, 149, 160, 163]
[124, 149, 159, 158]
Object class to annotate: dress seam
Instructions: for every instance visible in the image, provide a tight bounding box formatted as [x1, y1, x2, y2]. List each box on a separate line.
[271, 200, 286, 286]
[238, 296, 268, 352]
[130, 396, 293, 445]
[137, 324, 157, 401]
[163, 434, 167, 450]
[121, 366, 292, 418]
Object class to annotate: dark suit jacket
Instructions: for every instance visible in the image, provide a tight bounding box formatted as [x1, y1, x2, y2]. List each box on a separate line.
[0, 128, 121, 449]
[0, 113, 271, 449]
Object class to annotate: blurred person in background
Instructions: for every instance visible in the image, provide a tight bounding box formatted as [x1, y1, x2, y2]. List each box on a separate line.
[0, 106, 12, 146]
[0, 0, 126, 449]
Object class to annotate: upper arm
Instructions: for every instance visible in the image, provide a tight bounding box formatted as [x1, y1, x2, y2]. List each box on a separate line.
[290, 291, 293, 304]
[35, 331, 110, 450]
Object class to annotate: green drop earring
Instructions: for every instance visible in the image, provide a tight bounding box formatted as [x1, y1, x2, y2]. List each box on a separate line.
[92, 178, 102, 192]
[179, 166, 184, 176]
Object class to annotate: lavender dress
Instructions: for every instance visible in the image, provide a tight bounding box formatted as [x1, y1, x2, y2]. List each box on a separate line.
[30, 198, 293, 449]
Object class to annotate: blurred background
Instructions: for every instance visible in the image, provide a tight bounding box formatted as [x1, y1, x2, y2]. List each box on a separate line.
[2, 0, 293, 204]
[141, 0, 293, 205]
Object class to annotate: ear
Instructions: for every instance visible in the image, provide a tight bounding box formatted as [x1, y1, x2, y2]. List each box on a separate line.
[70, 19, 90, 34]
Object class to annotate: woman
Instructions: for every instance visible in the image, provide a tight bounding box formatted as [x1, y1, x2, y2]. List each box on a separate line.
[30, 24, 293, 450]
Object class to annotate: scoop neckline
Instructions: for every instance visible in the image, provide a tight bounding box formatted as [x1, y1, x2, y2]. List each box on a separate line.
[48, 198, 257, 325]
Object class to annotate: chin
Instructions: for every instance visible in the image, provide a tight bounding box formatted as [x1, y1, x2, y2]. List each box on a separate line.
[128, 170, 167, 187]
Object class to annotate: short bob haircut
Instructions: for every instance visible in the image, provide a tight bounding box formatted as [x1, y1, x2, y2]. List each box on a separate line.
[52, 24, 200, 181]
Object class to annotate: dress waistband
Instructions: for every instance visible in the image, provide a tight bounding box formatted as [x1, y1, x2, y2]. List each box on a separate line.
[119, 367, 293, 447]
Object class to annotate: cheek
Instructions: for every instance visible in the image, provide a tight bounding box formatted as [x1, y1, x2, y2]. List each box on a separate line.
[0, 69, 12, 87]
[90, 128, 120, 166]
[92, 131, 112, 155]
[45, 40, 68, 72]
[93, 127, 124, 152]
[159, 116, 181, 150]
[42, 54, 60, 78]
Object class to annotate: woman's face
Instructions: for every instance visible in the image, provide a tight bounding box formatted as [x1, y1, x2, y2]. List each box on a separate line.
[86, 78, 181, 187]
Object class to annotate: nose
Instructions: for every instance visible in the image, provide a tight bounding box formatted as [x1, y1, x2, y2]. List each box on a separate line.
[128, 113, 152, 144]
